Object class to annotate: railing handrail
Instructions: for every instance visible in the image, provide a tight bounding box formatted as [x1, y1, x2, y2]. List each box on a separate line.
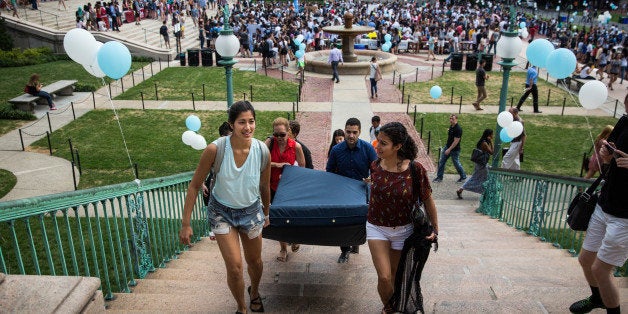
[0, 171, 194, 219]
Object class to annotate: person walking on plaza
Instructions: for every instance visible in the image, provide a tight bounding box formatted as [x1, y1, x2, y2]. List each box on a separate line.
[159, 21, 170, 49]
[472, 59, 488, 110]
[179, 101, 271, 314]
[327, 118, 377, 263]
[365, 122, 438, 313]
[328, 43, 343, 83]
[456, 129, 493, 199]
[569, 95, 627, 314]
[369, 57, 382, 98]
[433, 114, 466, 183]
[502, 108, 526, 170]
[516, 65, 541, 113]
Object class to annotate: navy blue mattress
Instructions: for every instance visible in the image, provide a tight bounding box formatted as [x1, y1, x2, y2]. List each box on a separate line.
[262, 166, 368, 246]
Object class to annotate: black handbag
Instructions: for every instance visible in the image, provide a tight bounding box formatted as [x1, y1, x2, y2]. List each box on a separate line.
[409, 162, 430, 228]
[470, 148, 489, 164]
[566, 175, 604, 231]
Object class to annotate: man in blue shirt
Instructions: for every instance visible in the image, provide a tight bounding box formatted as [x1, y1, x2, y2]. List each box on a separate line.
[328, 43, 344, 83]
[516, 65, 541, 113]
[326, 117, 377, 263]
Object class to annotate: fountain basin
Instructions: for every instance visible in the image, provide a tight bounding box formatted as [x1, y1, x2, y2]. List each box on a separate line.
[304, 50, 397, 75]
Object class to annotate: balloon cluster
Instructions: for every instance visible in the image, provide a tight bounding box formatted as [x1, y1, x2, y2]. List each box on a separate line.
[610, 3, 618, 10]
[526, 39, 577, 79]
[597, 11, 612, 24]
[293, 34, 306, 59]
[496, 111, 524, 143]
[64, 29, 132, 80]
[518, 21, 529, 39]
[182, 115, 208, 150]
[430, 85, 442, 99]
[382, 33, 392, 52]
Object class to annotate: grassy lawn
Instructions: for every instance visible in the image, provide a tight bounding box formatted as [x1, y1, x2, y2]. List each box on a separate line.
[0, 119, 27, 136]
[114, 67, 299, 102]
[406, 71, 575, 107]
[29, 109, 287, 189]
[0, 169, 17, 199]
[415, 113, 618, 177]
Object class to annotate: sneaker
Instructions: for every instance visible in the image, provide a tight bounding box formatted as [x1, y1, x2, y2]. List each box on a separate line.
[569, 297, 605, 313]
[457, 177, 467, 183]
[432, 177, 442, 183]
[50, 106, 57, 110]
[337, 251, 350, 263]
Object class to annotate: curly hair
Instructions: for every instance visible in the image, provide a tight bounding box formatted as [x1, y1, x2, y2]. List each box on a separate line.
[379, 122, 418, 161]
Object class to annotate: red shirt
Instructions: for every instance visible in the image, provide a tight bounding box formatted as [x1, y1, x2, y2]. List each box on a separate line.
[270, 138, 297, 191]
[367, 161, 432, 227]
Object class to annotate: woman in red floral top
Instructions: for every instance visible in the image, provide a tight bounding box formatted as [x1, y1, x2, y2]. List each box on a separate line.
[366, 122, 439, 313]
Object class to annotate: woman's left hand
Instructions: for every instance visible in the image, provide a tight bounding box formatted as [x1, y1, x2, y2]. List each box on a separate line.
[425, 231, 437, 241]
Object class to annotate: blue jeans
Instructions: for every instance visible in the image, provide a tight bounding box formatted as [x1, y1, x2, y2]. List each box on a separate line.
[435, 147, 466, 179]
[331, 61, 340, 81]
[35, 91, 54, 107]
[370, 78, 377, 97]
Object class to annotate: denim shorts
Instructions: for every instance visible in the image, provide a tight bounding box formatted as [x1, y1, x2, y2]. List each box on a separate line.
[207, 195, 265, 239]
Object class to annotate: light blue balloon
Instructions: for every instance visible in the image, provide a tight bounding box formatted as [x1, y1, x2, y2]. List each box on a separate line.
[382, 42, 392, 52]
[429, 85, 442, 99]
[294, 38, 302, 46]
[500, 128, 513, 143]
[384, 34, 392, 42]
[525, 39, 555, 68]
[295, 50, 304, 58]
[185, 115, 201, 132]
[368, 21, 375, 27]
[546, 48, 577, 79]
[299, 43, 306, 51]
[519, 21, 526, 28]
[97, 41, 132, 80]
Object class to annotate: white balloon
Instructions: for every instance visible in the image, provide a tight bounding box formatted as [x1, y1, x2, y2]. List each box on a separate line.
[182, 130, 196, 146]
[82, 42, 105, 78]
[579, 80, 608, 109]
[190, 134, 207, 150]
[497, 111, 514, 128]
[506, 121, 524, 138]
[521, 29, 529, 38]
[63, 28, 97, 65]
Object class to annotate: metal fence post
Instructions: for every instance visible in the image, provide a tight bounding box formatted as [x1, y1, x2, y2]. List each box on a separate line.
[427, 131, 431, 154]
[561, 97, 566, 116]
[120, 78, 124, 93]
[75, 148, 82, 175]
[132, 72, 135, 87]
[459, 96, 463, 114]
[192, 93, 196, 110]
[142, 67, 145, 81]
[431, 64, 434, 80]
[134, 163, 139, 179]
[250, 84, 253, 102]
[413, 105, 417, 125]
[415, 68, 419, 82]
[19, 129, 24, 151]
[92, 91, 96, 109]
[46, 112, 52, 133]
[71, 161, 77, 190]
[46, 131, 52, 156]
[546, 89, 551, 106]
[71, 102, 76, 120]
[401, 81, 405, 104]
[68, 138, 75, 164]
[202, 83, 206, 101]
[614, 99, 618, 117]
[392, 70, 396, 85]
[150, 62, 154, 76]
[450, 86, 454, 104]
[141, 92, 145, 110]
[420, 117, 424, 139]
[154, 83, 158, 100]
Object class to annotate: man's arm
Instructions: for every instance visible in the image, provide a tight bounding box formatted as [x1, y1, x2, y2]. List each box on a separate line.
[446, 137, 461, 155]
[326, 147, 336, 173]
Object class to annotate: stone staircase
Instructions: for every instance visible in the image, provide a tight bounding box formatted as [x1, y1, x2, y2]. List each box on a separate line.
[11, 0, 219, 58]
[104, 199, 627, 313]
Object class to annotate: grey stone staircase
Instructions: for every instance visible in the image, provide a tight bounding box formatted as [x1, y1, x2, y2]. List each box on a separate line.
[104, 199, 628, 313]
[12, 0, 219, 58]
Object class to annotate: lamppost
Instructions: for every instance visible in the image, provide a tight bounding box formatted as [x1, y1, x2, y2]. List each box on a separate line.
[478, 6, 522, 218]
[215, 4, 240, 109]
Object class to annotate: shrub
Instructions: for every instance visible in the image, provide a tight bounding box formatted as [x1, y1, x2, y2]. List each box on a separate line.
[0, 103, 36, 120]
[0, 47, 60, 67]
[74, 83, 97, 92]
[0, 18, 13, 51]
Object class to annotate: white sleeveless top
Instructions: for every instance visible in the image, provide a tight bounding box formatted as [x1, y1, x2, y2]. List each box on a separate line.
[212, 137, 262, 209]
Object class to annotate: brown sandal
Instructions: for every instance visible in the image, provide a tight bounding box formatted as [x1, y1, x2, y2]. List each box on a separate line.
[248, 286, 265, 312]
[291, 244, 300, 252]
[276, 250, 288, 262]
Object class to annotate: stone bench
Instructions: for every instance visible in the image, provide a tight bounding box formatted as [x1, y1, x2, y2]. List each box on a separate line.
[8, 80, 77, 113]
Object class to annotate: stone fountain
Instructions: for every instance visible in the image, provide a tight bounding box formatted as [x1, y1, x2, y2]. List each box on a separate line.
[304, 12, 397, 75]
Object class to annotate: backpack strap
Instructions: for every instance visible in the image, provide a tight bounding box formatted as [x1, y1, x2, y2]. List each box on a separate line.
[409, 161, 420, 203]
[211, 135, 228, 175]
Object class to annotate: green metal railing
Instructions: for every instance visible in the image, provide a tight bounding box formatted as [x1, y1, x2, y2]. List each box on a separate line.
[478, 168, 627, 276]
[0, 172, 209, 300]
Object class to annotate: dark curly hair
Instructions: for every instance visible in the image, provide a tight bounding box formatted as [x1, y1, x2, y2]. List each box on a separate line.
[379, 122, 418, 161]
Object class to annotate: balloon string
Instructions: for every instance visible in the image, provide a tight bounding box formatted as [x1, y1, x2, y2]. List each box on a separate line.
[102, 77, 137, 180]
[557, 80, 597, 174]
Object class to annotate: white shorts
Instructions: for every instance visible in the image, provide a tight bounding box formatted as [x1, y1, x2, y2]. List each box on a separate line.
[582, 204, 628, 267]
[366, 222, 413, 250]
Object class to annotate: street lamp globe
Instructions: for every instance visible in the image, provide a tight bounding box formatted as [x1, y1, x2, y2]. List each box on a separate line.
[496, 34, 523, 59]
[215, 33, 240, 59]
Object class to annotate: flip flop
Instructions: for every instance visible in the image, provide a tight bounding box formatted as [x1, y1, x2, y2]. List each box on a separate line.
[291, 244, 300, 252]
[276, 250, 288, 262]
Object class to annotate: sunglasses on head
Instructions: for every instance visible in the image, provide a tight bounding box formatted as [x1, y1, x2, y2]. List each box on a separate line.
[273, 132, 287, 138]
